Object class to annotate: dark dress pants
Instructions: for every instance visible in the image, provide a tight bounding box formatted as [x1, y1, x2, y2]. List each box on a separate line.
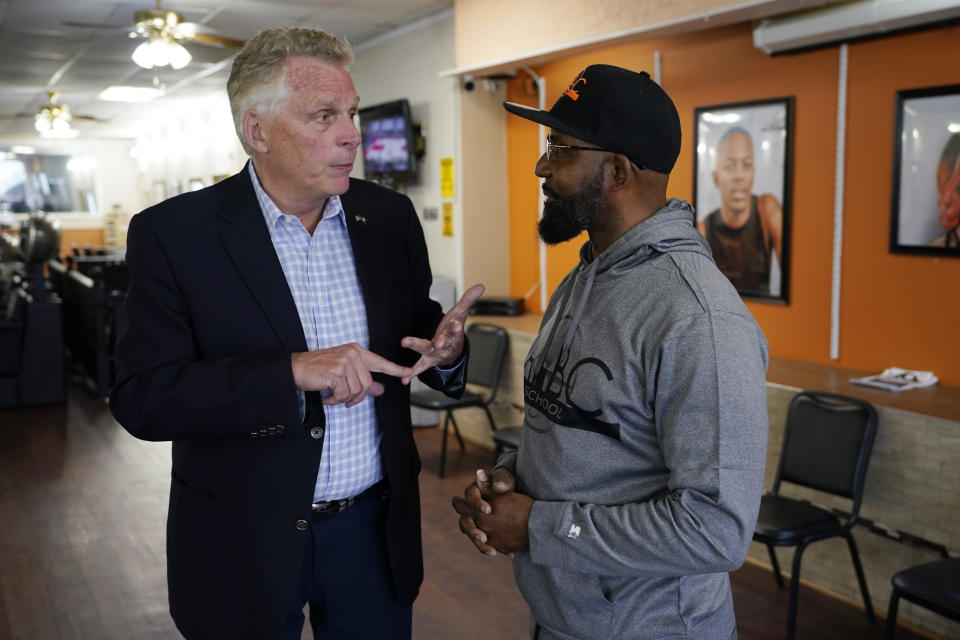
[283, 493, 412, 639]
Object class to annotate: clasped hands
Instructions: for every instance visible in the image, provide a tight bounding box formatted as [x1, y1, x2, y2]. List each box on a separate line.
[291, 284, 484, 406]
[452, 467, 534, 556]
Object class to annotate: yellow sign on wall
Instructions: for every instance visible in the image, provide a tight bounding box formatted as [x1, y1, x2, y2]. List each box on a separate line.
[440, 157, 454, 199]
[442, 202, 454, 237]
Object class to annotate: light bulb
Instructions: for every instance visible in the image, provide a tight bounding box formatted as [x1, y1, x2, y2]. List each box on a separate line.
[148, 37, 172, 67]
[132, 30, 191, 70]
[168, 42, 192, 70]
[35, 116, 51, 133]
[132, 40, 155, 69]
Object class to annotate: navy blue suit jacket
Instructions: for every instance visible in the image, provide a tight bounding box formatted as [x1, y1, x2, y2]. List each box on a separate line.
[110, 166, 464, 638]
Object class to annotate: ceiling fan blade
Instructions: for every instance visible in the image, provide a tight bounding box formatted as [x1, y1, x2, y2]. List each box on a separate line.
[73, 115, 109, 123]
[189, 32, 245, 49]
[170, 21, 199, 39]
[61, 20, 128, 30]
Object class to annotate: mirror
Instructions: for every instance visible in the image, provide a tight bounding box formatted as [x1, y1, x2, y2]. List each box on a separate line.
[0, 150, 97, 213]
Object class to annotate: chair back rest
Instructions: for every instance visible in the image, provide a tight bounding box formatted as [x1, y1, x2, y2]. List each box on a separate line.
[464, 323, 508, 400]
[3, 286, 27, 323]
[64, 269, 105, 335]
[47, 258, 67, 298]
[774, 391, 878, 508]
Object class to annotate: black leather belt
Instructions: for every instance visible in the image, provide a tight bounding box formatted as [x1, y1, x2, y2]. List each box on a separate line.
[311, 479, 390, 518]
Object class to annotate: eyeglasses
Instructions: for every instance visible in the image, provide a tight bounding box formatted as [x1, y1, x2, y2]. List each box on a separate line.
[544, 140, 607, 162]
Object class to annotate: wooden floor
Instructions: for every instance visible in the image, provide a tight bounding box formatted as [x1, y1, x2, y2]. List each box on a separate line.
[0, 388, 934, 640]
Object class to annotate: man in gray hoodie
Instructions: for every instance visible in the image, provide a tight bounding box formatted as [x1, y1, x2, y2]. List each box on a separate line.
[453, 64, 769, 640]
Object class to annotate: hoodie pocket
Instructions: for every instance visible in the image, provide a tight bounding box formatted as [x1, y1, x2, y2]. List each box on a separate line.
[514, 554, 614, 639]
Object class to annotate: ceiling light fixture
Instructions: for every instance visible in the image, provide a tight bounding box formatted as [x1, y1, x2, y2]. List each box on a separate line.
[130, 1, 193, 70]
[34, 92, 79, 138]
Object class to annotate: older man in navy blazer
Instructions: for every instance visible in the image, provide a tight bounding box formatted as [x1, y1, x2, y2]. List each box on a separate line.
[110, 26, 482, 640]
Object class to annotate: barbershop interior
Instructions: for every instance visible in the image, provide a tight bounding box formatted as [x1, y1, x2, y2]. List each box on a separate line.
[1, 0, 959, 638]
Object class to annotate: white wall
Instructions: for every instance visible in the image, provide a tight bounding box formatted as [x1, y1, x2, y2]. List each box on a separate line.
[349, 11, 460, 285]
[458, 82, 509, 297]
[131, 94, 247, 211]
[96, 139, 143, 216]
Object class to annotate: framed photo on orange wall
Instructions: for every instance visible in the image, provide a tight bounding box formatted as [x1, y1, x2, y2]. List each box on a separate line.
[890, 84, 960, 256]
[692, 97, 794, 304]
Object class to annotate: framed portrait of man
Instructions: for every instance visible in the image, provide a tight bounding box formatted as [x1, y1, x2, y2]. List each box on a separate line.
[693, 97, 794, 303]
[890, 84, 960, 256]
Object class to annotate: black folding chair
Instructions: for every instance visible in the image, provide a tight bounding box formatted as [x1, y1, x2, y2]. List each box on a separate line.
[410, 322, 508, 477]
[753, 390, 878, 640]
[884, 558, 960, 638]
[491, 425, 522, 465]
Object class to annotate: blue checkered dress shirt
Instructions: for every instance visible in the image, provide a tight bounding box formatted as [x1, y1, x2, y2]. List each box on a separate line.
[249, 162, 381, 502]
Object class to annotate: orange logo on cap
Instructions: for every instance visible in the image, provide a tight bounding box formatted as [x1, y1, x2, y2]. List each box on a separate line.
[563, 76, 587, 101]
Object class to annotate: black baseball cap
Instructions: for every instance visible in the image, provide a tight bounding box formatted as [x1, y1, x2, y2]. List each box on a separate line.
[503, 64, 681, 174]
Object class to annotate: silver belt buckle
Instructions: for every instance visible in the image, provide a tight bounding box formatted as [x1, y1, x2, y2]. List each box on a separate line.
[311, 480, 388, 516]
[311, 496, 355, 516]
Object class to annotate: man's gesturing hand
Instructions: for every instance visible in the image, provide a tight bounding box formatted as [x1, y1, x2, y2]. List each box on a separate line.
[400, 283, 485, 384]
[291, 344, 412, 407]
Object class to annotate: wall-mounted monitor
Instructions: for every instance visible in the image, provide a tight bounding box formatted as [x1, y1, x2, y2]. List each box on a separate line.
[358, 99, 419, 186]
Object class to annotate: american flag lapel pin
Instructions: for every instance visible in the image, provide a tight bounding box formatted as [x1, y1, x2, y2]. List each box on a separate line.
[354, 215, 367, 225]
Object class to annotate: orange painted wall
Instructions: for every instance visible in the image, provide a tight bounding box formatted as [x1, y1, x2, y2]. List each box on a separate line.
[506, 21, 960, 386]
[842, 27, 960, 386]
[59, 228, 105, 258]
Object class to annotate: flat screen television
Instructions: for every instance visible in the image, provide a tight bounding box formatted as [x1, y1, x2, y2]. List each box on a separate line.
[358, 99, 418, 185]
